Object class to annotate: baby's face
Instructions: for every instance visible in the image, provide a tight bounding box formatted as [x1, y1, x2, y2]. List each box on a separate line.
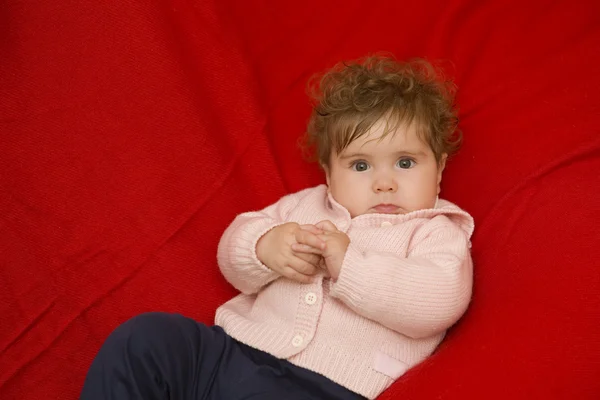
[325, 119, 445, 218]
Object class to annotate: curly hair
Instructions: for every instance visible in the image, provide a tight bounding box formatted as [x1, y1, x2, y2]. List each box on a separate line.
[303, 55, 461, 166]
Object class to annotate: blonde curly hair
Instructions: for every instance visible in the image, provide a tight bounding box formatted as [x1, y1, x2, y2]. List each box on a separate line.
[303, 55, 461, 166]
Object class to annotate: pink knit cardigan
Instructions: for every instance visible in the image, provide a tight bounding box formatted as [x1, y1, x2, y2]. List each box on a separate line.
[215, 185, 474, 399]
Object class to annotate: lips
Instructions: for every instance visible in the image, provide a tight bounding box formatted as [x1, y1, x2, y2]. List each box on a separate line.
[373, 204, 400, 214]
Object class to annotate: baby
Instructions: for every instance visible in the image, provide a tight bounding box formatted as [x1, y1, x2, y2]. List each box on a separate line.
[81, 55, 474, 400]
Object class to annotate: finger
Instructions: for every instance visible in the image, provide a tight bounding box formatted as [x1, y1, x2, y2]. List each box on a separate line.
[291, 243, 323, 255]
[294, 250, 320, 261]
[288, 257, 318, 276]
[316, 220, 338, 232]
[299, 224, 323, 234]
[295, 230, 326, 250]
[281, 267, 315, 284]
[317, 233, 336, 245]
[295, 252, 322, 266]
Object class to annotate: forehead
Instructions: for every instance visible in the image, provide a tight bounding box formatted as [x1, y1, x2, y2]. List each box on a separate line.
[343, 119, 430, 154]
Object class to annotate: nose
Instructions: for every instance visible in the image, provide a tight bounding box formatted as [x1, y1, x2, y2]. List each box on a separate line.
[372, 173, 398, 193]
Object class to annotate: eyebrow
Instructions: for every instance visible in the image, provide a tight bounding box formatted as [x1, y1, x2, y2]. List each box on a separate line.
[339, 150, 427, 160]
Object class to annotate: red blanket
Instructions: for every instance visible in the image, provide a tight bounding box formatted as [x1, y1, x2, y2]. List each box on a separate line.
[1, 0, 599, 398]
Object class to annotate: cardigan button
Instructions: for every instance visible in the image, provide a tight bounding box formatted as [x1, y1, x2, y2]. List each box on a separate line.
[381, 221, 393, 227]
[305, 292, 317, 305]
[291, 335, 304, 347]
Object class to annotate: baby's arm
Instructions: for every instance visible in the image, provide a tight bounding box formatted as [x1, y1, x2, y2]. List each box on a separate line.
[330, 220, 473, 339]
[217, 191, 323, 294]
[217, 197, 293, 294]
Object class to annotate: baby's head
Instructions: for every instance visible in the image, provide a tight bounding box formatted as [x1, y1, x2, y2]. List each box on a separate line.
[304, 55, 461, 217]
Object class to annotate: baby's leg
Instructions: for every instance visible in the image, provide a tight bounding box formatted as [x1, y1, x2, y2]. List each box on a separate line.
[79, 312, 226, 400]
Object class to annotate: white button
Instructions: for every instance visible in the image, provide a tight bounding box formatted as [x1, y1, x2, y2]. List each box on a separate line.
[305, 292, 317, 305]
[291, 335, 304, 347]
[381, 221, 393, 227]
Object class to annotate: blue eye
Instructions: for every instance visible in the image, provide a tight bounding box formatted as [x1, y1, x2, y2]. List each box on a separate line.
[397, 158, 416, 169]
[351, 161, 369, 172]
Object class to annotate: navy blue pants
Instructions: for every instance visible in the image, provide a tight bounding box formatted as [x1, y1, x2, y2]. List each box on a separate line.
[80, 312, 366, 400]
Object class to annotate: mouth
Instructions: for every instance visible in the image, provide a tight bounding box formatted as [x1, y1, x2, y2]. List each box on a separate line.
[372, 204, 401, 214]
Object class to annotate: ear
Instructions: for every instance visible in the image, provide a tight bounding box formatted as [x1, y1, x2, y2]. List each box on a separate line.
[436, 153, 447, 194]
[322, 164, 331, 186]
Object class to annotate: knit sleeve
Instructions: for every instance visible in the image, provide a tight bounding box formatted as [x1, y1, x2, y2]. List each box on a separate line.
[329, 221, 473, 339]
[216, 192, 302, 295]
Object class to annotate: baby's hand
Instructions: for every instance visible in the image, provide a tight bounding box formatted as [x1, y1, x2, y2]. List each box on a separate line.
[292, 220, 349, 281]
[292, 224, 327, 273]
[256, 222, 326, 284]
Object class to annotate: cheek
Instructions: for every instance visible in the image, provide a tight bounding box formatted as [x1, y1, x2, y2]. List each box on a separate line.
[330, 171, 370, 203]
[342, 172, 372, 194]
[423, 172, 441, 201]
[404, 170, 438, 196]
[331, 168, 354, 186]
[332, 172, 357, 195]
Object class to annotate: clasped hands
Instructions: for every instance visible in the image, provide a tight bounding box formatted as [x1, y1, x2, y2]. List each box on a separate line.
[256, 220, 350, 284]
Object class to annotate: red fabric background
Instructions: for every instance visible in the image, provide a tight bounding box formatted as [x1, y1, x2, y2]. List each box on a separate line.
[1, 0, 599, 398]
